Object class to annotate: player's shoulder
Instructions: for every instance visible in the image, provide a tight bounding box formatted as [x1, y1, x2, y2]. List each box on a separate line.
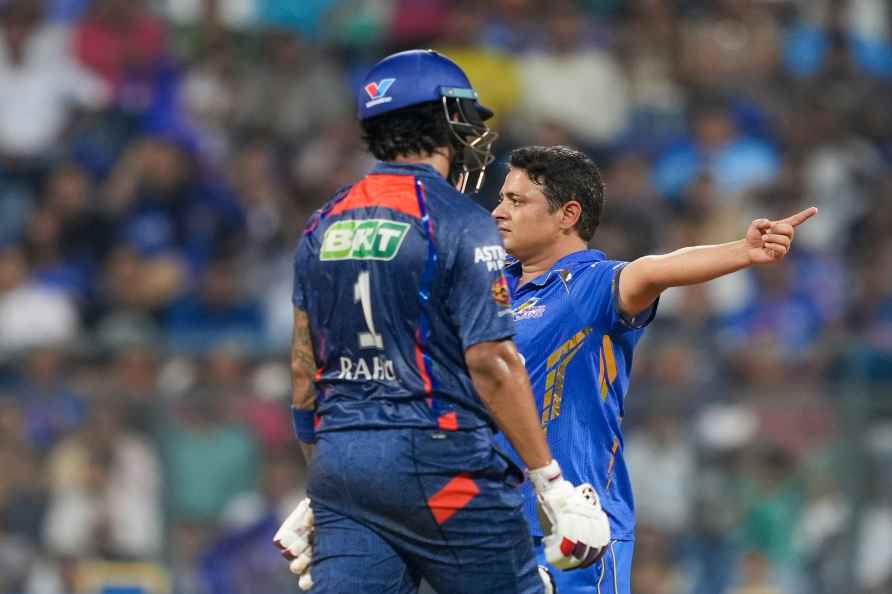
[570, 252, 626, 288]
[301, 184, 355, 238]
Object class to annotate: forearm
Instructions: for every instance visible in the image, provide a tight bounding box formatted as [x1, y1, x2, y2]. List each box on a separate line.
[620, 239, 751, 315]
[639, 239, 752, 288]
[291, 364, 316, 410]
[291, 308, 317, 411]
[466, 343, 551, 470]
[299, 443, 315, 464]
[476, 372, 551, 470]
[291, 307, 319, 454]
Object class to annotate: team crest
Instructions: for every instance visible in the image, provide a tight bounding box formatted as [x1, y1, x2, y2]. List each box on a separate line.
[513, 297, 546, 321]
[491, 276, 511, 309]
[364, 78, 396, 108]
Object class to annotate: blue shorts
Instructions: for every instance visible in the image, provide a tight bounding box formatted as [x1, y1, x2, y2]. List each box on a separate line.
[307, 427, 544, 594]
[535, 539, 634, 594]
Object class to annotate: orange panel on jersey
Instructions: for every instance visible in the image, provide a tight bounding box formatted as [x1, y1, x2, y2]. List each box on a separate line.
[437, 411, 458, 431]
[330, 175, 422, 218]
[427, 473, 480, 525]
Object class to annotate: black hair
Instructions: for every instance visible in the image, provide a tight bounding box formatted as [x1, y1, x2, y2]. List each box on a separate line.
[507, 145, 605, 242]
[360, 101, 453, 162]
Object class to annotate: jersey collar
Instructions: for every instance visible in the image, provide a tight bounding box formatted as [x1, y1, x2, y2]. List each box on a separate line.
[505, 249, 607, 289]
[370, 161, 443, 179]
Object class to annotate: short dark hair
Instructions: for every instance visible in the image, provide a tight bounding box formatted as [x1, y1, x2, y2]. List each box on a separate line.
[508, 145, 605, 242]
[360, 101, 452, 162]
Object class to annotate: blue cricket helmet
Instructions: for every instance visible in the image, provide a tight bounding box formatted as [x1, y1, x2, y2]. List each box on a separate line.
[357, 49, 493, 121]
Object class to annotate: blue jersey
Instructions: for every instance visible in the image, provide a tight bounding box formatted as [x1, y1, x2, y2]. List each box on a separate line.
[495, 250, 656, 541]
[292, 162, 515, 433]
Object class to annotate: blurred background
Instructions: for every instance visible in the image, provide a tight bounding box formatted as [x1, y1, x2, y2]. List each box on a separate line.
[0, 0, 891, 593]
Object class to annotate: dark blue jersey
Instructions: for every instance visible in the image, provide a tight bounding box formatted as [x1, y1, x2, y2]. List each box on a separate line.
[292, 162, 515, 433]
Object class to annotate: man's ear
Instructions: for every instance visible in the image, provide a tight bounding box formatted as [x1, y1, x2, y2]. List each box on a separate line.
[559, 200, 583, 231]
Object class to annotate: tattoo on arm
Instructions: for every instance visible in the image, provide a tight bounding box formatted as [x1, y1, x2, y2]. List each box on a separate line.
[292, 307, 317, 410]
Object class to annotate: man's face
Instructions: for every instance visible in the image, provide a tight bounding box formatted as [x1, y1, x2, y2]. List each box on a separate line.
[492, 167, 562, 261]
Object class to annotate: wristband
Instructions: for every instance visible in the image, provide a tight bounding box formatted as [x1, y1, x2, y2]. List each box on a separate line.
[528, 459, 562, 494]
[291, 406, 317, 444]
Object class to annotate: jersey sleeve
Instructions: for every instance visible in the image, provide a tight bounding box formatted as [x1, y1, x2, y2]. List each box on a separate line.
[576, 260, 658, 335]
[443, 217, 516, 350]
[291, 233, 315, 310]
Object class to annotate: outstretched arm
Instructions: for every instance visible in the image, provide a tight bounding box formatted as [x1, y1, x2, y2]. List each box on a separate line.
[618, 207, 818, 317]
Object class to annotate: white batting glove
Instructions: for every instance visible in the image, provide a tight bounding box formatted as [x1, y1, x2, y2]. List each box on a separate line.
[538, 565, 557, 594]
[530, 460, 611, 571]
[273, 497, 315, 590]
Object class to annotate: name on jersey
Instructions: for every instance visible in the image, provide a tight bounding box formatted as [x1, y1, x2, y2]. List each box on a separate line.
[338, 355, 396, 381]
[474, 245, 506, 271]
[321, 219, 410, 261]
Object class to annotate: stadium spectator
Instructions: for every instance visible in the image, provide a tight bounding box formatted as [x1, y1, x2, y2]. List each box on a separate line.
[0, 0, 108, 164]
[513, 1, 630, 147]
[653, 100, 780, 201]
[159, 385, 260, 523]
[43, 397, 164, 559]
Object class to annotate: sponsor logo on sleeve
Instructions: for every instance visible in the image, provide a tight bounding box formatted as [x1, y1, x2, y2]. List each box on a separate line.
[320, 219, 410, 261]
[474, 245, 506, 271]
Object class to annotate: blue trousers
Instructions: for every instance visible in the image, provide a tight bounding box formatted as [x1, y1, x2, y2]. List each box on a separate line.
[307, 427, 544, 594]
[535, 539, 634, 594]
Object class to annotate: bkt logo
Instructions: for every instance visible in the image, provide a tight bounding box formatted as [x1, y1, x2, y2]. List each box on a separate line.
[320, 219, 409, 261]
[364, 78, 395, 108]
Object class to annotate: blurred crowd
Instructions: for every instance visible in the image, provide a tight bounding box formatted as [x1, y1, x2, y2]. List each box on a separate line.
[0, 0, 891, 593]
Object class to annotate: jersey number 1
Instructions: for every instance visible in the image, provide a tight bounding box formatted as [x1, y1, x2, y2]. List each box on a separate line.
[354, 271, 384, 349]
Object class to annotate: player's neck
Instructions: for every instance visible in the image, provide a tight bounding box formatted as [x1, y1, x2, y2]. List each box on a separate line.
[519, 237, 588, 286]
[392, 149, 451, 180]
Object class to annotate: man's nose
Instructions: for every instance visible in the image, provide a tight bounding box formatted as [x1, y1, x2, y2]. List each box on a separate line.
[492, 201, 507, 219]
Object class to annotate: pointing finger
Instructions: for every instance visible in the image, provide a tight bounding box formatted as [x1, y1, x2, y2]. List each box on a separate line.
[778, 207, 818, 228]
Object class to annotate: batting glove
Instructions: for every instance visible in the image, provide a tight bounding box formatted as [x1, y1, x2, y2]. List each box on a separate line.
[529, 460, 611, 571]
[538, 564, 557, 594]
[273, 497, 315, 590]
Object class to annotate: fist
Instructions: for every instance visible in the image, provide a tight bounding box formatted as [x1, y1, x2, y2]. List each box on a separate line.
[273, 498, 315, 590]
[539, 482, 611, 571]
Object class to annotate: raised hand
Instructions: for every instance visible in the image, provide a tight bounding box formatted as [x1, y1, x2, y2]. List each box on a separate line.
[745, 207, 818, 265]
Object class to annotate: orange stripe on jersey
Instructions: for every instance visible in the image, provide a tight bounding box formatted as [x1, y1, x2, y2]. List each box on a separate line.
[605, 436, 620, 490]
[599, 348, 607, 400]
[602, 335, 617, 383]
[414, 329, 433, 396]
[330, 175, 423, 218]
[428, 473, 480, 525]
